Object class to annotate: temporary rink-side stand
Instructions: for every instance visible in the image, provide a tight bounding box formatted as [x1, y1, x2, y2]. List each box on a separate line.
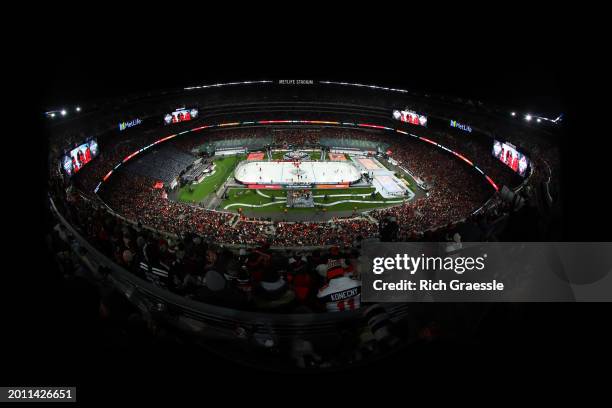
[286, 189, 315, 208]
[351, 156, 414, 199]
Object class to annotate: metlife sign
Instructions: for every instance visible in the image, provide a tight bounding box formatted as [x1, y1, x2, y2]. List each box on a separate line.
[450, 120, 472, 133]
[119, 118, 143, 131]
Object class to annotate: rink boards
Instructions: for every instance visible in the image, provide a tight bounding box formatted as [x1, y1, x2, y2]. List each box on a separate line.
[235, 161, 361, 185]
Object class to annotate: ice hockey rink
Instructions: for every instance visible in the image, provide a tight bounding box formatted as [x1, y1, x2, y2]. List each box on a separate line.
[234, 161, 362, 185]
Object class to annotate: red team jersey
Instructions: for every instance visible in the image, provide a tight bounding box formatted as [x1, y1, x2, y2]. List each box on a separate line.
[317, 277, 361, 312]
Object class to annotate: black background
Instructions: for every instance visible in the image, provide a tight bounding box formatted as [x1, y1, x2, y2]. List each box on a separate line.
[5, 7, 611, 402]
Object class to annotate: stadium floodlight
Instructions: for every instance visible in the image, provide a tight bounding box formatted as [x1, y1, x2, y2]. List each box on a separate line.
[61, 109, 67, 116]
[525, 114, 532, 121]
[511, 112, 516, 116]
[76, 106, 81, 112]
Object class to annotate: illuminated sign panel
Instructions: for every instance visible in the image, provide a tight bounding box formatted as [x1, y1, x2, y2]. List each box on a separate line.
[492, 140, 530, 177]
[392, 109, 427, 127]
[164, 108, 198, 125]
[450, 120, 472, 133]
[118, 118, 143, 131]
[61, 139, 99, 177]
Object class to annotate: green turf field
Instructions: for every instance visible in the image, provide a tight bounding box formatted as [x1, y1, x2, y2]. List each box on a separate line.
[176, 153, 414, 213]
[177, 155, 242, 203]
[219, 186, 404, 213]
[308, 151, 322, 160]
[271, 151, 288, 160]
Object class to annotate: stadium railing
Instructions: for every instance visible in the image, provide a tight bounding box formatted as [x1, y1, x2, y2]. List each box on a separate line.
[49, 195, 412, 343]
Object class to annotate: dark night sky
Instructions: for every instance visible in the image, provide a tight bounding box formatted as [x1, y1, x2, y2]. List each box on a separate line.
[38, 17, 574, 118]
[42, 52, 566, 116]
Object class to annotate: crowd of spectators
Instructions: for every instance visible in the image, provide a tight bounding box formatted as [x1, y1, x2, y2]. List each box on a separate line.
[100, 170, 379, 247]
[69, 125, 513, 248]
[55, 188, 366, 313]
[71, 122, 201, 194]
[47, 120, 561, 317]
[271, 219, 377, 247]
[100, 173, 240, 241]
[272, 128, 322, 146]
[47, 201, 439, 369]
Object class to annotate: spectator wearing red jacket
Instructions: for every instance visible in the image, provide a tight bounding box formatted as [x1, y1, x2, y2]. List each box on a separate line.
[286, 254, 314, 304]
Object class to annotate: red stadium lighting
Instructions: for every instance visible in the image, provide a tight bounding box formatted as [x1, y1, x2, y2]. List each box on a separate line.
[485, 175, 499, 191]
[358, 123, 387, 130]
[419, 137, 437, 146]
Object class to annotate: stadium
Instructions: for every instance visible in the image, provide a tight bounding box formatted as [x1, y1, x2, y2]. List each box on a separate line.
[46, 80, 563, 371]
